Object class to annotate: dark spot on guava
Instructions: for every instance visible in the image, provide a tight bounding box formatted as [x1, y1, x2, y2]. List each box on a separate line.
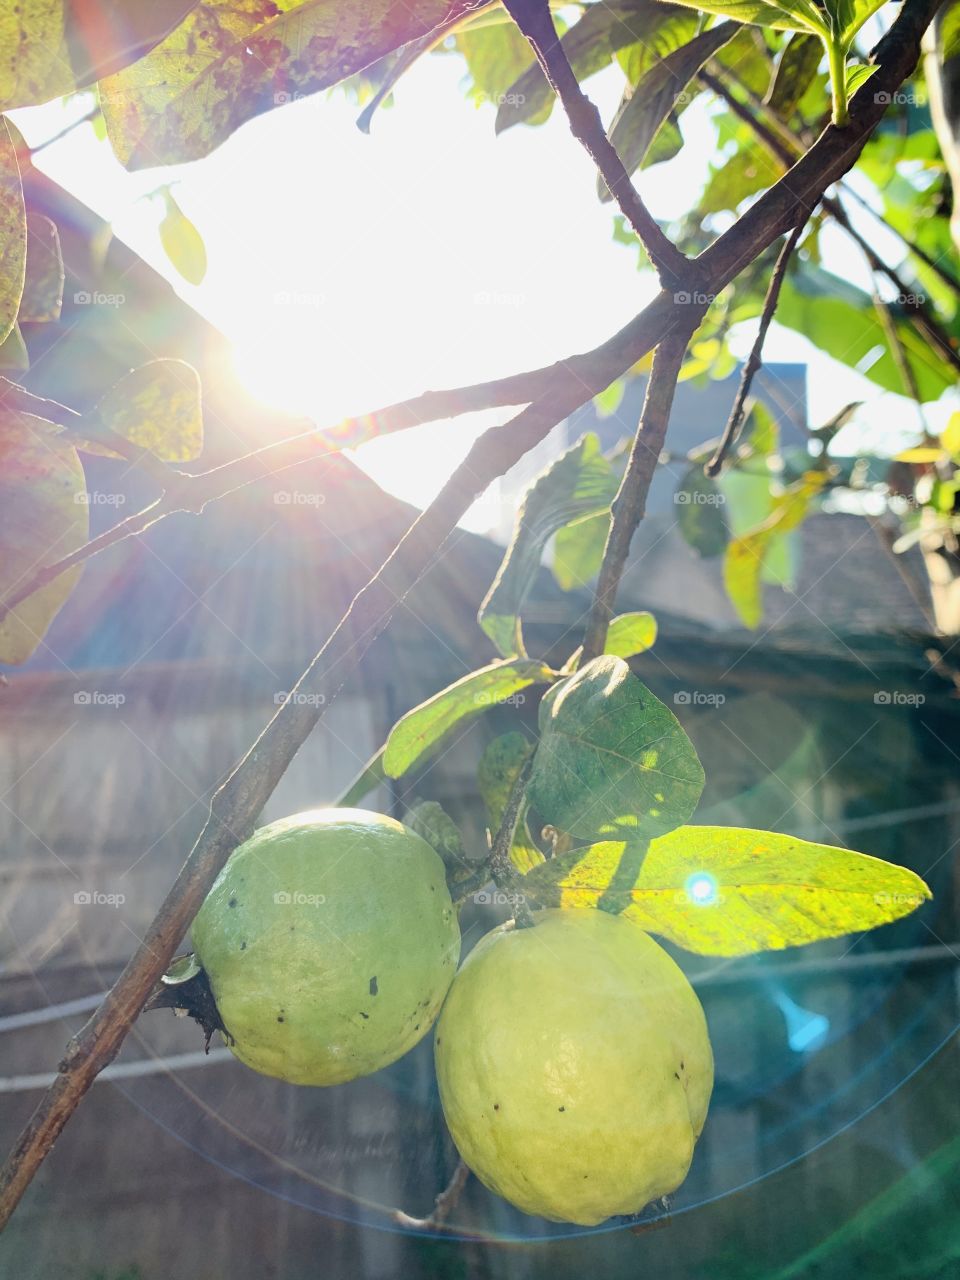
[680, 1061, 685, 1070]
[277, 1016, 284, 1023]
[359, 1011, 369, 1019]
[240, 941, 246, 950]
[414, 1024, 420, 1032]
[228, 897, 237, 908]
[674, 1072, 680, 1080]
[369, 977, 378, 996]
[493, 1103, 500, 1111]
[558, 1106, 565, 1112]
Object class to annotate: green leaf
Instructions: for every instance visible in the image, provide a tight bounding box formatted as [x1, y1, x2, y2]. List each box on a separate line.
[776, 264, 957, 403]
[100, 0, 454, 168]
[0, 407, 88, 664]
[553, 511, 610, 590]
[699, 139, 784, 216]
[766, 32, 823, 117]
[497, 1, 696, 132]
[383, 659, 555, 780]
[158, 188, 206, 285]
[404, 800, 469, 869]
[336, 748, 386, 807]
[723, 472, 824, 628]
[527, 655, 705, 844]
[20, 213, 63, 323]
[603, 611, 658, 658]
[0, 1, 199, 110]
[522, 826, 932, 956]
[675, 464, 729, 557]
[844, 61, 878, 96]
[85, 359, 203, 462]
[479, 433, 617, 657]
[599, 23, 737, 199]
[942, 0, 960, 63]
[0, 323, 28, 374]
[457, 17, 549, 118]
[0, 117, 25, 346]
[662, 0, 825, 36]
[477, 732, 543, 873]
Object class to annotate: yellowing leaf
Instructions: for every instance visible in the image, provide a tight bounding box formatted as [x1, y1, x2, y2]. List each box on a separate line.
[523, 826, 932, 956]
[0, 1, 200, 110]
[604, 611, 658, 658]
[158, 188, 206, 285]
[895, 446, 943, 464]
[0, 116, 26, 345]
[940, 413, 960, 458]
[723, 472, 824, 628]
[100, 0, 457, 169]
[0, 407, 88, 664]
[87, 359, 203, 462]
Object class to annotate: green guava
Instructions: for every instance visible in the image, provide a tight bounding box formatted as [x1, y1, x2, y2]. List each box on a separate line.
[192, 808, 461, 1085]
[434, 908, 713, 1225]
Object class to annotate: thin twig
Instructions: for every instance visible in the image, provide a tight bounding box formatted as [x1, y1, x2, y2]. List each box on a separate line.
[393, 1160, 470, 1231]
[841, 180, 960, 299]
[700, 66, 960, 378]
[488, 755, 536, 928]
[0, 0, 942, 1227]
[705, 217, 810, 477]
[581, 326, 693, 663]
[501, 0, 691, 288]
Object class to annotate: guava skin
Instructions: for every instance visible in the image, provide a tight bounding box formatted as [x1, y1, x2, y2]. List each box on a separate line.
[192, 808, 461, 1086]
[434, 909, 713, 1225]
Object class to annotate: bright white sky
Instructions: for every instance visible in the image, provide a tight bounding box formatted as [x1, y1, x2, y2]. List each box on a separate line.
[10, 48, 955, 531]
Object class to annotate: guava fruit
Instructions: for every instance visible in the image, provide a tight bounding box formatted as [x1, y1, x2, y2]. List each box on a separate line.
[192, 808, 460, 1085]
[434, 908, 712, 1225]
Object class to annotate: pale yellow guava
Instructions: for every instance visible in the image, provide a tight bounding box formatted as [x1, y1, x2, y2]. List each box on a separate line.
[434, 908, 713, 1225]
[192, 808, 460, 1085]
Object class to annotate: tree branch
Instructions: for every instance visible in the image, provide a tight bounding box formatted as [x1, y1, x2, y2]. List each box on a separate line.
[581, 326, 693, 664]
[392, 1159, 470, 1231]
[501, 0, 691, 288]
[0, 0, 943, 1227]
[487, 754, 536, 928]
[705, 217, 809, 478]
